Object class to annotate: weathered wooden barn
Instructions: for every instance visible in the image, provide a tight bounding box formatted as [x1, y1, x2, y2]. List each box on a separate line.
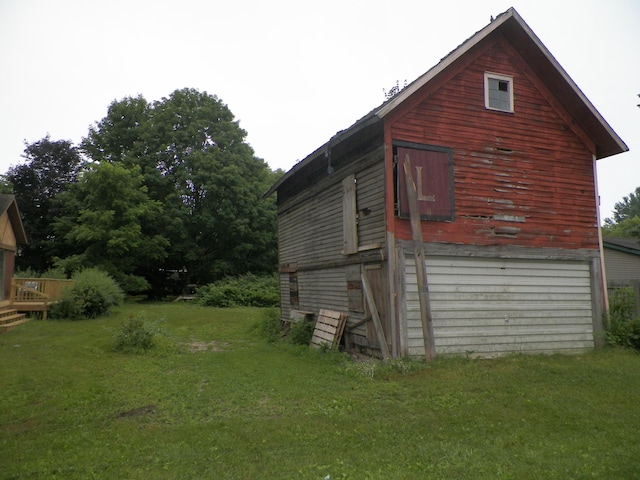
[265, 8, 628, 358]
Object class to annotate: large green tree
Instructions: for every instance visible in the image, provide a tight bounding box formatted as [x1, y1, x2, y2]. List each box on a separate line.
[603, 187, 640, 237]
[81, 88, 280, 289]
[53, 162, 169, 292]
[4, 136, 84, 272]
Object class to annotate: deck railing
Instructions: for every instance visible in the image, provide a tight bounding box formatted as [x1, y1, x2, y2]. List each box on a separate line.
[10, 278, 75, 304]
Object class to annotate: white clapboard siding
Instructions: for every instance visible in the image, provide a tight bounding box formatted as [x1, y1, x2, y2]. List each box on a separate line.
[404, 256, 594, 357]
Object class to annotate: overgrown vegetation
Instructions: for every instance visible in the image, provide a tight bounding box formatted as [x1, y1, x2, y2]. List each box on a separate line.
[606, 287, 640, 350]
[2, 303, 639, 479]
[287, 318, 315, 345]
[196, 273, 279, 307]
[256, 307, 281, 342]
[14, 267, 67, 279]
[113, 316, 156, 353]
[255, 306, 313, 345]
[49, 268, 124, 319]
[6, 90, 282, 296]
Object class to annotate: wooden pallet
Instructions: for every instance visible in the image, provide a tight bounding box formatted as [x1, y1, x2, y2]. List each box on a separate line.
[0, 308, 29, 333]
[310, 309, 348, 350]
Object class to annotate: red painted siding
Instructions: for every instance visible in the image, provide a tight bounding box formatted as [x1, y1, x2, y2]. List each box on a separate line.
[396, 145, 454, 221]
[388, 35, 598, 250]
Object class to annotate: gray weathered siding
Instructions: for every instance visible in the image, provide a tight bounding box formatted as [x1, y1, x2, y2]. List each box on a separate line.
[277, 148, 386, 326]
[401, 254, 595, 357]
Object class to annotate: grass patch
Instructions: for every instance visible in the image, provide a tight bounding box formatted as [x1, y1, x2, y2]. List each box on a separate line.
[2, 303, 640, 479]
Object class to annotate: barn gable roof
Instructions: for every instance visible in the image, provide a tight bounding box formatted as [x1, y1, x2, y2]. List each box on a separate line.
[0, 194, 28, 245]
[265, 7, 627, 198]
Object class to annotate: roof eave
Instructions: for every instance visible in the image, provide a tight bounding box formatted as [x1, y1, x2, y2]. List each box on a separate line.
[263, 113, 381, 198]
[502, 10, 628, 159]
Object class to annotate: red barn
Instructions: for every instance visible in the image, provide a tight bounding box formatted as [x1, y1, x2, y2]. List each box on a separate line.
[265, 8, 628, 358]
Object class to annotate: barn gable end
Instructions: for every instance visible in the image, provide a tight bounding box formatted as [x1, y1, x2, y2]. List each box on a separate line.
[267, 8, 627, 358]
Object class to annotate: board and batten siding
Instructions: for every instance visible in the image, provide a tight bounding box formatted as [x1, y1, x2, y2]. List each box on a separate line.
[402, 255, 595, 357]
[0, 210, 17, 250]
[277, 154, 386, 322]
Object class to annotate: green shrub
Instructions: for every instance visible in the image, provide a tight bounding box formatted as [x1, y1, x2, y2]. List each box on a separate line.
[606, 287, 640, 350]
[14, 268, 40, 278]
[288, 320, 314, 346]
[40, 268, 68, 280]
[196, 274, 279, 307]
[50, 268, 124, 320]
[14, 268, 67, 280]
[113, 316, 155, 353]
[257, 308, 282, 342]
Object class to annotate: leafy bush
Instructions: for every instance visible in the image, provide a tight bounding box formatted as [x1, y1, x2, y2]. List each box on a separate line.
[606, 287, 640, 350]
[196, 274, 279, 307]
[113, 316, 155, 353]
[14, 267, 67, 279]
[49, 268, 124, 319]
[14, 268, 40, 278]
[257, 308, 282, 342]
[41, 268, 68, 279]
[288, 320, 314, 346]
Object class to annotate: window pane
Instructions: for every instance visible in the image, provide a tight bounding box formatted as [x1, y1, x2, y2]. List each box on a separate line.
[488, 77, 511, 111]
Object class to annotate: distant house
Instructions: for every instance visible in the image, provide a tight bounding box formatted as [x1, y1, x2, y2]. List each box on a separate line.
[0, 195, 27, 301]
[603, 237, 640, 307]
[265, 8, 628, 358]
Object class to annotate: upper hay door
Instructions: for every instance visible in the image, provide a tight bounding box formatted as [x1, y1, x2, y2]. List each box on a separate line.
[395, 142, 454, 222]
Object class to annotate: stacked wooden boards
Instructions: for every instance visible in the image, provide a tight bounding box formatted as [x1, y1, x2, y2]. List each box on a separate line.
[310, 309, 348, 350]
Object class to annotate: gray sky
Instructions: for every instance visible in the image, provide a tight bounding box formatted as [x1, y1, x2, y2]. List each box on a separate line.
[0, 0, 638, 221]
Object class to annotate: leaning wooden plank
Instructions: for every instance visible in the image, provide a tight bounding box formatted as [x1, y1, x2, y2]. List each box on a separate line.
[310, 310, 348, 350]
[319, 309, 342, 320]
[333, 313, 347, 350]
[361, 272, 391, 360]
[403, 154, 436, 362]
[314, 328, 335, 340]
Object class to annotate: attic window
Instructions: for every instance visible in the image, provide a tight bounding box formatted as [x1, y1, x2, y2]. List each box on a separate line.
[484, 72, 514, 113]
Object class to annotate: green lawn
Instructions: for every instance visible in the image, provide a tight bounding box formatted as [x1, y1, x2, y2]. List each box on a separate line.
[2, 303, 639, 479]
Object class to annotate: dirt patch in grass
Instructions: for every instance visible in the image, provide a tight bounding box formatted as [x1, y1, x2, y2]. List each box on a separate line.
[184, 339, 229, 352]
[117, 404, 157, 418]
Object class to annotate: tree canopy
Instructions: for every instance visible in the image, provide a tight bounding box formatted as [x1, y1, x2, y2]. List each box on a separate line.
[4, 136, 84, 272]
[6, 89, 281, 295]
[80, 88, 281, 291]
[603, 187, 640, 238]
[53, 162, 169, 292]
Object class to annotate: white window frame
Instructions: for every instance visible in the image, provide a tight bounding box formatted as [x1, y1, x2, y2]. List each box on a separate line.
[484, 72, 514, 113]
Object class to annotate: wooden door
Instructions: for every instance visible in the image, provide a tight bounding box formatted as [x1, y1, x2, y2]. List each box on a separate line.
[364, 264, 392, 354]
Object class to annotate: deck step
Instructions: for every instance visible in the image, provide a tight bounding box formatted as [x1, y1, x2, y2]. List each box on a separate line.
[0, 308, 20, 319]
[0, 313, 27, 325]
[0, 315, 29, 333]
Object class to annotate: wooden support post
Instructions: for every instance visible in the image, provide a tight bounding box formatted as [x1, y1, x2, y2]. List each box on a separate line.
[403, 155, 436, 362]
[361, 272, 391, 360]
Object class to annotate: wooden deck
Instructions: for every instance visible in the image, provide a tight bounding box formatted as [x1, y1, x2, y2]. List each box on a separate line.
[0, 278, 75, 329]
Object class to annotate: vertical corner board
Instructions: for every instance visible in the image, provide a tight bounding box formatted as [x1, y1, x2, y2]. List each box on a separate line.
[310, 309, 348, 350]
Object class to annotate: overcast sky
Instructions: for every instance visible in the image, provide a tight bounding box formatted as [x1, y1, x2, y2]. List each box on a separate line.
[0, 0, 638, 221]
